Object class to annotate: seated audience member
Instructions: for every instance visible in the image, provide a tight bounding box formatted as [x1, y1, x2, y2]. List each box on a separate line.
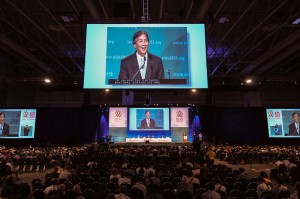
[178, 175, 193, 196]
[146, 184, 163, 199]
[44, 178, 59, 196]
[132, 178, 147, 197]
[192, 163, 201, 176]
[145, 172, 160, 187]
[259, 171, 272, 185]
[59, 166, 72, 179]
[290, 181, 300, 199]
[273, 177, 287, 196]
[118, 172, 132, 187]
[110, 168, 122, 180]
[214, 179, 227, 197]
[47, 167, 60, 179]
[115, 185, 131, 199]
[144, 164, 156, 178]
[257, 177, 272, 197]
[202, 182, 221, 199]
[177, 189, 193, 199]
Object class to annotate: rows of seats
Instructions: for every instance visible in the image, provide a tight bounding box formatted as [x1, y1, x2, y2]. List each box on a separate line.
[0, 144, 299, 198]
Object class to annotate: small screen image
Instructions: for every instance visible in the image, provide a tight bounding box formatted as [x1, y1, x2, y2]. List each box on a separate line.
[129, 108, 169, 131]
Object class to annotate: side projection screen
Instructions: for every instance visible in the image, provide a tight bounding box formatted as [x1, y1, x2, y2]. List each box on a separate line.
[0, 109, 37, 139]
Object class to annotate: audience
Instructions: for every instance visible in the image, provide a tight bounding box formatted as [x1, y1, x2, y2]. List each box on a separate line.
[0, 143, 299, 199]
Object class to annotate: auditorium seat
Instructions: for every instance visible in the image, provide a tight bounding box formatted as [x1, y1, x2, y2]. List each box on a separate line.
[245, 189, 258, 199]
[233, 181, 246, 192]
[247, 182, 258, 190]
[106, 182, 117, 193]
[162, 182, 173, 190]
[278, 189, 291, 199]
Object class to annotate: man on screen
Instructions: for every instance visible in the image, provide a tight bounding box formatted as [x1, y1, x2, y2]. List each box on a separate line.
[23, 125, 30, 136]
[0, 112, 9, 136]
[140, 110, 156, 129]
[118, 30, 165, 80]
[288, 112, 300, 136]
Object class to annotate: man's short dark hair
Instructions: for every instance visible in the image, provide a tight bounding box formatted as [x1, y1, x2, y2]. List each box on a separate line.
[145, 110, 150, 115]
[0, 112, 5, 117]
[132, 30, 149, 44]
[292, 112, 299, 118]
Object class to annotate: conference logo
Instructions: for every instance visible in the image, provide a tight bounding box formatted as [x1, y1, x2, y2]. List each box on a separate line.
[114, 110, 122, 122]
[23, 110, 36, 119]
[268, 110, 280, 119]
[176, 110, 184, 122]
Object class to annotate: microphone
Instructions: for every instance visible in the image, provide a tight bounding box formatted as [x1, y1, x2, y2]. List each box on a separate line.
[132, 57, 146, 79]
[167, 69, 170, 79]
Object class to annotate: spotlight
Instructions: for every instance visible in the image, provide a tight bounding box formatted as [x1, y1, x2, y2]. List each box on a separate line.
[245, 79, 252, 84]
[105, 89, 110, 92]
[191, 89, 197, 93]
[44, 78, 51, 83]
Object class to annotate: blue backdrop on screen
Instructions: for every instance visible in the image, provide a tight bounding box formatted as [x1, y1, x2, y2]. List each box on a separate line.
[105, 27, 189, 84]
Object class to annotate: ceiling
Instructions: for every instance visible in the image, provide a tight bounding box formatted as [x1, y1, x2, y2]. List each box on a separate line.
[0, 0, 299, 90]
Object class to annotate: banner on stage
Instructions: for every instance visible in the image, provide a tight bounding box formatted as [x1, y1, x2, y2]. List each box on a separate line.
[109, 107, 127, 127]
[170, 107, 189, 127]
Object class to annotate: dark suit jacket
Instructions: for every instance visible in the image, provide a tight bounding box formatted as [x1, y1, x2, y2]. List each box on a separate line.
[288, 122, 299, 136]
[1, 123, 9, 136]
[118, 52, 165, 80]
[140, 118, 156, 129]
[24, 127, 30, 136]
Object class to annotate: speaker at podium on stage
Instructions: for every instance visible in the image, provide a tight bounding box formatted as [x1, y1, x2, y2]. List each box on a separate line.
[183, 133, 188, 143]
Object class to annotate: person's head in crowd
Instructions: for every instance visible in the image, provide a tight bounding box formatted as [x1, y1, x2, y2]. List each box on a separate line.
[148, 171, 155, 178]
[186, 170, 193, 178]
[147, 183, 161, 195]
[75, 196, 85, 199]
[259, 171, 268, 178]
[276, 177, 284, 185]
[33, 189, 46, 199]
[73, 184, 82, 194]
[177, 189, 193, 199]
[131, 187, 145, 199]
[193, 163, 200, 169]
[57, 184, 66, 195]
[18, 182, 31, 198]
[205, 182, 215, 190]
[118, 185, 128, 195]
[239, 167, 245, 173]
[47, 190, 59, 199]
[257, 177, 265, 184]
[261, 191, 274, 199]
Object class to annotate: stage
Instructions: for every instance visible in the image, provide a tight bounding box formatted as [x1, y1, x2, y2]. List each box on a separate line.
[109, 142, 192, 146]
[125, 137, 172, 143]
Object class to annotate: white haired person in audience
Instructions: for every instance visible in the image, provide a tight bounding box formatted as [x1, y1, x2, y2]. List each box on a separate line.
[257, 177, 272, 198]
[290, 181, 300, 199]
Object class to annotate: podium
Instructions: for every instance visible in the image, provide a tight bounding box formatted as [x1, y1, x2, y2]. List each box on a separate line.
[183, 134, 188, 143]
